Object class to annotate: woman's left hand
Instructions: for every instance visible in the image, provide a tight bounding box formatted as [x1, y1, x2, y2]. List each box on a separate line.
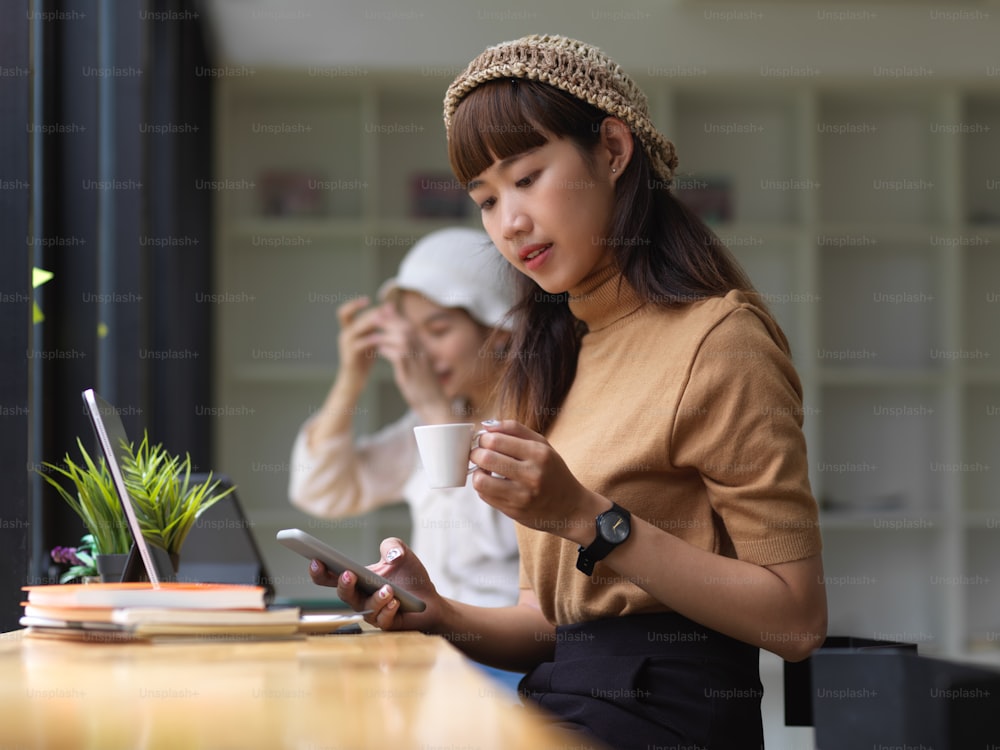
[470, 419, 608, 544]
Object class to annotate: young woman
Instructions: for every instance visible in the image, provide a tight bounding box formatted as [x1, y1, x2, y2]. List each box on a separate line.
[310, 36, 827, 749]
[289, 227, 519, 609]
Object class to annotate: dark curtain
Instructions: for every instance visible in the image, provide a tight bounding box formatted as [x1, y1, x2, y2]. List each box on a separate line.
[0, 0, 215, 629]
[0, 0, 33, 632]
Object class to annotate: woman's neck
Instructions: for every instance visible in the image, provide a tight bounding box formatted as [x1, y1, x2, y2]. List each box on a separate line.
[568, 263, 643, 332]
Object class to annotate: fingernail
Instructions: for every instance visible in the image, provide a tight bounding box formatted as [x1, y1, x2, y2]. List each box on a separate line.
[378, 585, 391, 600]
[481, 419, 499, 427]
[310, 560, 320, 573]
[341, 571, 352, 584]
[385, 548, 402, 562]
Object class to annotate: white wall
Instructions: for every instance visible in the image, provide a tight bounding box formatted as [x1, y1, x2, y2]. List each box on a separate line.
[201, 0, 1000, 80]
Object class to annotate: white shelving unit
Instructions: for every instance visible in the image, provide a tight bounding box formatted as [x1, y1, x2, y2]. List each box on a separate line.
[213, 70, 1000, 651]
[211, 71, 481, 600]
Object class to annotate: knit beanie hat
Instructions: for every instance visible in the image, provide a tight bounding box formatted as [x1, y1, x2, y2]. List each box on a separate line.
[444, 34, 679, 183]
[377, 227, 515, 331]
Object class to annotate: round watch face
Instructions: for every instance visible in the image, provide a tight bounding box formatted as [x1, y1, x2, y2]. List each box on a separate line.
[598, 511, 631, 544]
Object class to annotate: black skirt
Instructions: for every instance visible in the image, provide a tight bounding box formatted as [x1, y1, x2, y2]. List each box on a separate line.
[518, 612, 764, 750]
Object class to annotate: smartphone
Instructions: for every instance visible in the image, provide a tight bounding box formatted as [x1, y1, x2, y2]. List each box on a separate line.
[276, 528, 426, 613]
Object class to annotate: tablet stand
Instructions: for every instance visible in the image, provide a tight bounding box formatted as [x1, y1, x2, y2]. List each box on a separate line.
[120, 541, 177, 583]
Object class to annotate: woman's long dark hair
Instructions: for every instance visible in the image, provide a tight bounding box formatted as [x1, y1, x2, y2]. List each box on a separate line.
[449, 79, 781, 433]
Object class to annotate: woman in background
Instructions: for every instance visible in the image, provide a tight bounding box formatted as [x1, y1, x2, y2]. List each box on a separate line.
[289, 227, 519, 610]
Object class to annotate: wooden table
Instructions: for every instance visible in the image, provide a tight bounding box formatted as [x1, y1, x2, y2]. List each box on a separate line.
[0, 629, 598, 749]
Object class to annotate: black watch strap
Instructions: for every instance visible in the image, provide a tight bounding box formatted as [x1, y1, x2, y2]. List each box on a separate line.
[576, 502, 631, 575]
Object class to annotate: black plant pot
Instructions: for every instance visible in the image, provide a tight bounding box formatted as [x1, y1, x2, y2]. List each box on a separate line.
[95, 553, 130, 583]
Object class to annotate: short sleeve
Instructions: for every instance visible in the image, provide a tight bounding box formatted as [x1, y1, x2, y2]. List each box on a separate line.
[670, 306, 822, 566]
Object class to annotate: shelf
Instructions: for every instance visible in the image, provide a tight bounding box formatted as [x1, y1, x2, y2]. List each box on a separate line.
[963, 527, 1000, 647]
[961, 245, 1000, 364]
[230, 217, 372, 241]
[816, 91, 947, 225]
[221, 92, 367, 222]
[818, 242, 946, 370]
[953, 649, 1000, 668]
[226, 363, 339, 385]
[962, 512, 1000, 530]
[213, 70, 1000, 658]
[373, 89, 459, 222]
[819, 511, 942, 531]
[961, 385, 1000, 513]
[817, 367, 946, 387]
[712, 222, 805, 242]
[816, 384, 946, 515]
[962, 368, 1000, 385]
[821, 525, 947, 650]
[671, 89, 804, 224]
[814, 222, 953, 244]
[962, 95, 1000, 225]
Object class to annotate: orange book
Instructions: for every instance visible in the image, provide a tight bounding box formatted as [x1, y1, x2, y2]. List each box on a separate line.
[22, 582, 267, 610]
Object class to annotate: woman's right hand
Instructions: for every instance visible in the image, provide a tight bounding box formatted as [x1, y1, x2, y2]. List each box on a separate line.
[334, 296, 384, 386]
[309, 537, 442, 632]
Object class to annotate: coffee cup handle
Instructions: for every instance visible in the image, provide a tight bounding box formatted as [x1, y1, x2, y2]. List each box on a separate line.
[467, 429, 486, 474]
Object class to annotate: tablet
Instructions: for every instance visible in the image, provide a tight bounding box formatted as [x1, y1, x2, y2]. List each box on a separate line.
[82, 388, 176, 585]
[276, 529, 426, 613]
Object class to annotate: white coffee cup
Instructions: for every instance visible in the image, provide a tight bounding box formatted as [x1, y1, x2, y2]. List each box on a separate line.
[413, 423, 486, 488]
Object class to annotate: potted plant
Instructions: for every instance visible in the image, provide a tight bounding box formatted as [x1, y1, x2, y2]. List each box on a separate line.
[40, 438, 133, 581]
[39, 432, 235, 582]
[122, 434, 235, 567]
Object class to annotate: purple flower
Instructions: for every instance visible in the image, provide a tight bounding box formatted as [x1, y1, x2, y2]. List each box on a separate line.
[50, 546, 83, 566]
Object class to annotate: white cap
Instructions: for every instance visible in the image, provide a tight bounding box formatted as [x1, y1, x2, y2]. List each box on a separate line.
[377, 227, 515, 331]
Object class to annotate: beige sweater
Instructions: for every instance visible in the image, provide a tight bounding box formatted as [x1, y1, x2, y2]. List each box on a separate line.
[517, 265, 823, 626]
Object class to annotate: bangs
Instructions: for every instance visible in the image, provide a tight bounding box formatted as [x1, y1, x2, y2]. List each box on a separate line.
[448, 79, 605, 186]
[448, 81, 548, 186]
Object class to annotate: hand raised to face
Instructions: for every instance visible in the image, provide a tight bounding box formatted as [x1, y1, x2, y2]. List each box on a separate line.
[334, 296, 384, 384]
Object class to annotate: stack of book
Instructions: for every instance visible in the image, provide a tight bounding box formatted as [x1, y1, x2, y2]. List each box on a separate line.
[20, 582, 305, 642]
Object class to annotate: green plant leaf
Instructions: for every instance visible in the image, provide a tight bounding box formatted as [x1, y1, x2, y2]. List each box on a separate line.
[37, 429, 238, 558]
[39, 444, 131, 555]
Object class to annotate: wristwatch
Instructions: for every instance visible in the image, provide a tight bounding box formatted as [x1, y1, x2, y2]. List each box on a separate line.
[576, 502, 632, 575]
